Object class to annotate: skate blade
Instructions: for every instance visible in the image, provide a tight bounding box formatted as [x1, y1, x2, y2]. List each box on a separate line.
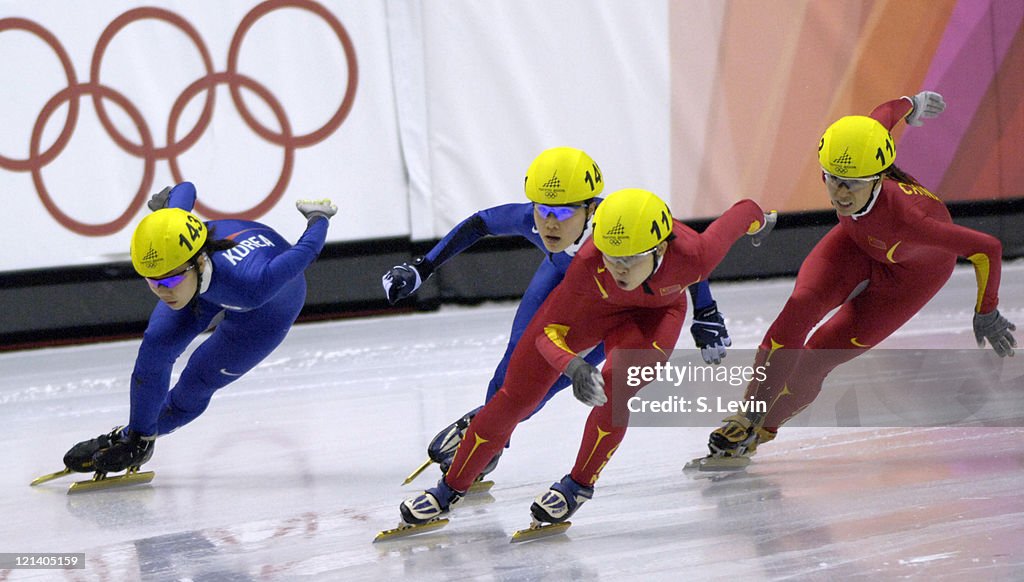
[30, 468, 74, 487]
[373, 518, 449, 542]
[467, 480, 494, 494]
[402, 458, 434, 485]
[67, 470, 155, 494]
[510, 521, 571, 543]
[683, 456, 750, 473]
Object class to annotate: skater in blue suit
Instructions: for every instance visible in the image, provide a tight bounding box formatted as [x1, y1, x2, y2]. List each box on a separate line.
[62, 182, 337, 474]
[383, 147, 733, 482]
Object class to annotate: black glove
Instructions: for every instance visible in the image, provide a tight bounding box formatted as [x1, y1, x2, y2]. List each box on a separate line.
[691, 301, 732, 365]
[382, 257, 433, 304]
[296, 199, 338, 226]
[973, 309, 1017, 357]
[147, 186, 171, 211]
[565, 356, 607, 407]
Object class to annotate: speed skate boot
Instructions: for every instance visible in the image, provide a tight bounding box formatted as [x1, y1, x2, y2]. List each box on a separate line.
[530, 474, 594, 524]
[91, 429, 155, 473]
[708, 411, 776, 460]
[63, 426, 126, 472]
[431, 406, 503, 480]
[428, 406, 481, 471]
[400, 477, 465, 525]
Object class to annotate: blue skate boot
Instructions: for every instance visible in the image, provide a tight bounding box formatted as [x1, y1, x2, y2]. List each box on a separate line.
[511, 474, 593, 542]
[399, 477, 465, 525]
[530, 474, 593, 524]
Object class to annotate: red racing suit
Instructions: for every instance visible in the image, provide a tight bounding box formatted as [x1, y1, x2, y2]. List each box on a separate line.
[445, 200, 766, 490]
[750, 98, 1004, 430]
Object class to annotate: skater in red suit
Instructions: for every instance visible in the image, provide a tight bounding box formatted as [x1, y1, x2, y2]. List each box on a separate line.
[702, 91, 1017, 462]
[398, 188, 774, 528]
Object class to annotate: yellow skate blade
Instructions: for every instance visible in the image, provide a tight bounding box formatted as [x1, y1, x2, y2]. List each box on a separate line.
[683, 456, 750, 473]
[467, 480, 494, 494]
[402, 458, 434, 485]
[510, 521, 571, 543]
[67, 471, 155, 494]
[373, 518, 449, 543]
[30, 468, 74, 486]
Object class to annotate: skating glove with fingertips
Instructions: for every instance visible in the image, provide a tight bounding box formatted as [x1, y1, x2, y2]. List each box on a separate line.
[296, 199, 338, 226]
[382, 258, 433, 304]
[904, 91, 946, 126]
[565, 356, 607, 407]
[691, 301, 732, 365]
[748, 211, 777, 247]
[973, 309, 1017, 357]
[147, 186, 171, 211]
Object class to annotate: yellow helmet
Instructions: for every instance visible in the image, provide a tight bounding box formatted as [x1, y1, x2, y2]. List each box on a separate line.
[524, 147, 603, 204]
[593, 188, 673, 256]
[130, 208, 207, 277]
[818, 115, 895, 177]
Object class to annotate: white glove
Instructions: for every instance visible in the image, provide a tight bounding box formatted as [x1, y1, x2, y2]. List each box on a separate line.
[904, 91, 945, 126]
[296, 199, 338, 225]
[748, 211, 777, 248]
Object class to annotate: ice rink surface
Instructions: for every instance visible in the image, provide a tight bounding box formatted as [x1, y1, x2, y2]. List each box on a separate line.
[2, 262, 1023, 581]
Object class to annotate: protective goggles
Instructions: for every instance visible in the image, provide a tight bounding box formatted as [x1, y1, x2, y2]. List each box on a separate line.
[601, 246, 659, 268]
[822, 171, 878, 190]
[534, 203, 586, 221]
[145, 263, 196, 289]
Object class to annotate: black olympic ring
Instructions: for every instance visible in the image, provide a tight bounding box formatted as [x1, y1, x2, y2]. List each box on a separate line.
[0, 0, 358, 236]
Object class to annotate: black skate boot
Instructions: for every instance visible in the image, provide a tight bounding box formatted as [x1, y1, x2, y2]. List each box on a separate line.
[400, 477, 465, 525]
[63, 426, 125, 472]
[530, 474, 594, 524]
[428, 406, 482, 467]
[92, 429, 155, 473]
[430, 406, 504, 480]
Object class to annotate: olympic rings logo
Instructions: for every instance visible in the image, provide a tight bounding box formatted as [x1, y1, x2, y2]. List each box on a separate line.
[0, 0, 358, 236]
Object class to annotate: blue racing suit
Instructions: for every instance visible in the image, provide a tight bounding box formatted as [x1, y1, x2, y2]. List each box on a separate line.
[128, 182, 328, 436]
[421, 201, 716, 415]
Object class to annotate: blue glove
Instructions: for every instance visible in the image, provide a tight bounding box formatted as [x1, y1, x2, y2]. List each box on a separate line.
[382, 257, 433, 305]
[691, 301, 732, 365]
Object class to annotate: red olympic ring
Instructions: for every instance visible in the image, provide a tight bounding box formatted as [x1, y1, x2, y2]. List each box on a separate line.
[31, 83, 155, 236]
[0, 0, 358, 236]
[227, 0, 358, 147]
[168, 72, 295, 220]
[0, 18, 79, 171]
[90, 7, 217, 159]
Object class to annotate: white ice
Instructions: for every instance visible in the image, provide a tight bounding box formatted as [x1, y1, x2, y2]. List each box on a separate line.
[2, 262, 1023, 581]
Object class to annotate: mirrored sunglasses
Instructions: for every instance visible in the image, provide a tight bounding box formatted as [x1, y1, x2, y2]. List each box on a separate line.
[602, 246, 658, 268]
[822, 171, 878, 190]
[535, 203, 586, 222]
[146, 264, 196, 289]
